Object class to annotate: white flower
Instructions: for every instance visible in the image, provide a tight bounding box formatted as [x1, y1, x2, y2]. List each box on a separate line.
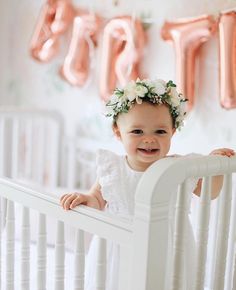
[105, 104, 115, 115]
[135, 84, 148, 98]
[105, 78, 187, 130]
[123, 80, 137, 101]
[136, 96, 143, 104]
[170, 87, 180, 107]
[152, 79, 166, 95]
[156, 79, 167, 86]
[178, 101, 187, 116]
[110, 94, 119, 104]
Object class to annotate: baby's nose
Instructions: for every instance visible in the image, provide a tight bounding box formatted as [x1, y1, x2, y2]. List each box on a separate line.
[143, 136, 156, 143]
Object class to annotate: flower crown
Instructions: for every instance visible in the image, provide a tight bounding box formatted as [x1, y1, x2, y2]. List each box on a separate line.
[105, 78, 188, 129]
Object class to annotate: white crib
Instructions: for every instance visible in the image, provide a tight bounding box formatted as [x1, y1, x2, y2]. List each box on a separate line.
[0, 107, 64, 187]
[0, 155, 236, 290]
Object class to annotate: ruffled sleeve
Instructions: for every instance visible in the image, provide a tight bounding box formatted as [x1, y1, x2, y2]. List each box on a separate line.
[96, 149, 123, 204]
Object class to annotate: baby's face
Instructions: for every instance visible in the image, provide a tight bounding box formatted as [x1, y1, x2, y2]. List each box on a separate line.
[113, 102, 175, 171]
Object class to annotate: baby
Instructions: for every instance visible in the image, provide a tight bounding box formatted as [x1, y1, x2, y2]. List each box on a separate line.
[60, 78, 234, 290]
[61, 78, 234, 211]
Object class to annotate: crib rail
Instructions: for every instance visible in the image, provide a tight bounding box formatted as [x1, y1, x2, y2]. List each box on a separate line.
[133, 154, 236, 290]
[0, 155, 236, 290]
[0, 179, 132, 243]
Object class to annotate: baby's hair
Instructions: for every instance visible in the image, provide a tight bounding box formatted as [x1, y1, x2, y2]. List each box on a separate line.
[105, 78, 188, 130]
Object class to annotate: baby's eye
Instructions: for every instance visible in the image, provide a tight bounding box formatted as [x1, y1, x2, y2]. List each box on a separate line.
[131, 129, 143, 134]
[156, 129, 167, 134]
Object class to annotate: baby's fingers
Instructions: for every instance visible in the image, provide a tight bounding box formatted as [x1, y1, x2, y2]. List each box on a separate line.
[61, 193, 78, 210]
[70, 194, 87, 209]
[210, 148, 235, 157]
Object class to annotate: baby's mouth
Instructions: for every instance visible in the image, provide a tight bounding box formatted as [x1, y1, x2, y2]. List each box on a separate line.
[138, 148, 159, 153]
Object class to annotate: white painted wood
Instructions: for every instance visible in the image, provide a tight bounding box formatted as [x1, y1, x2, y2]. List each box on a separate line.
[44, 121, 61, 187]
[0, 118, 5, 176]
[131, 201, 170, 290]
[94, 237, 107, 290]
[171, 181, 189, 290]
[0, 107, 63, 188]
[24, 119, 33, 180]
[54, 221, 65, 290]
[73, 229, 85, 290]
[207, 197, 220, 289]
[0, 197, 2, 288]
[5, 200, 15, 290]
[21, 206, 30, 290]
[0, 178, 133, 244]
[225, 176, 236, 290]
[232, 244, 236, 290]
[37, 213, 47, 290]
[11, 118, 19, 179]
[32, 119, 45, 185]
[213, 174, 233, 290]
[66, 140, 77, 189]
[193, 177, 211, 290]
[118, 244, 132, 290]
[0, 155, 236, 290]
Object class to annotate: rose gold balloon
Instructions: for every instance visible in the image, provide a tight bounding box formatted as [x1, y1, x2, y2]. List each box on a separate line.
[30, 0, 75, 62]
[99, 16, 146, 101]
[161, 15, 217, 110]
[219, 10, 236, 109]
[60, 13, 101, 86]
[51, 0, 75, 35]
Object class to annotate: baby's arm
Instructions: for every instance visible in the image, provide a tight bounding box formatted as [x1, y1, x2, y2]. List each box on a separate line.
[60, 181, 106, 210]
[193, 148, 235, 199]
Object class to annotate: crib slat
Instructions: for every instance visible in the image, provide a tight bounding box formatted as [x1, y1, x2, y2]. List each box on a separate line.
[193, 177, 211, 290]
[73, 230, 85, 290]
[207, 195, 220, 288]
[54, 221, 65, 290]
[11, 119, 19, 179]
[0, 118, 5, 176]
[0, 197, 2, 288]
[37, 213, 47, 290]
[44, 121, 60, 187]
[6, 200, 15, 290]
[171, 181, 189, 290]
[232, 245, 236, 290]
[21, 207, 30, 290]
[225, 174, 236, 290]
[32, 120, 45, 184]
[94, 237, 107, 290]
[213, 174, 232, 290]
[66, 140, 77, 188]
[24, 120, 33, 180]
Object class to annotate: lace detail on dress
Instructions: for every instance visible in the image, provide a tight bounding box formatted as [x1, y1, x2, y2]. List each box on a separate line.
[96, 149, 131, 216]
[96, 149, 142, 217]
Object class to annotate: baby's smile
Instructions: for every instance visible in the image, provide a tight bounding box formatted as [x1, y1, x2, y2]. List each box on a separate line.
[138, 148, 159, 154]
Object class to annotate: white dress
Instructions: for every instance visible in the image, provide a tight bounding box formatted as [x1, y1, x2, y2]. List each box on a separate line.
[84, 149, 200, 290]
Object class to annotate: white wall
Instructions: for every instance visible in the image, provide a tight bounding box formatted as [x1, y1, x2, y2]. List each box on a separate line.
[1, 0, 236, 155]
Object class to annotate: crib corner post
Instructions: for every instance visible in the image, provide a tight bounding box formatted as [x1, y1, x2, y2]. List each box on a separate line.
[131, 202, 169, 290]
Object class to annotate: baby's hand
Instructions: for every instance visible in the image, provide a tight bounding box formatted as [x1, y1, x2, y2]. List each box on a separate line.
[210, 148, 235, 157]
[60, 193, 90, 210]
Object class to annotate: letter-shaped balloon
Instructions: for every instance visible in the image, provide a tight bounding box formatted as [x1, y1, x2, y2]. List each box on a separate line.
[219, 10, 236, 109]
[30, 0, 75, 62]
[60, 13, 101, 87]
[100, 16, 146, 101]
[161, 15, 217, 110]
